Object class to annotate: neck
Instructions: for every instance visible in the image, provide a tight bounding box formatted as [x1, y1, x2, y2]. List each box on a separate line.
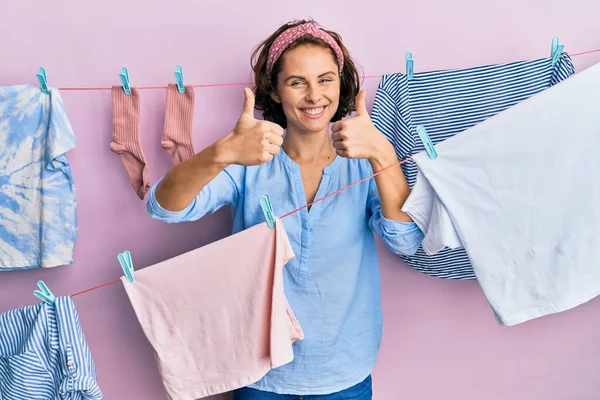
[283, 125, 335, 163]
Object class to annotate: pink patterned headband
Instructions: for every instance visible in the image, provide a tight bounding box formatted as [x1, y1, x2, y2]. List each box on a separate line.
[266, 22, 345, 75]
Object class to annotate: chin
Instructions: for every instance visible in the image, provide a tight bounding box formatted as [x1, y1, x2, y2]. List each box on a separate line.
[290, 122, 326, 135]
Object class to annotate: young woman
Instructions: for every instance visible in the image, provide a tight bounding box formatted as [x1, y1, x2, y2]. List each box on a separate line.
[147, 19, 424, 400]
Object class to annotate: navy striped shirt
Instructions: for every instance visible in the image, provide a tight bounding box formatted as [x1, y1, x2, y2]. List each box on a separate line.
[0, 296, 102, 399]
[371, 53, 575, 279]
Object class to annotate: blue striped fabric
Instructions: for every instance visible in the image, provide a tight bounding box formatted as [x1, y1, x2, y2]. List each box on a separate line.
[371, 53, 575, 279]
[0, 297, 102, 399]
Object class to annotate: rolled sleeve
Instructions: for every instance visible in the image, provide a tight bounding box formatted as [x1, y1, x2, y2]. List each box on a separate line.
[147, 165, 243, 223]
[146, 181, 197, 222]
[370, 211, 424, 256]
[367, 179, 424, 256]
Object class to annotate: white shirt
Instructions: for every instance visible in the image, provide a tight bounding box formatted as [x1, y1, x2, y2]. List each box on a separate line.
[402, 61, 600, 326]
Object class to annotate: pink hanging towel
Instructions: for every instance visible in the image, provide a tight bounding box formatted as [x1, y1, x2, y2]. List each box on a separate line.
[120, 217, 303, 399]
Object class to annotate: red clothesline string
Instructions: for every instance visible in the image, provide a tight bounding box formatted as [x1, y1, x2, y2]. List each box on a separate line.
[71, 278, 122, 297]
[70, 156, 412, 298]
[56, 48, 600, 92]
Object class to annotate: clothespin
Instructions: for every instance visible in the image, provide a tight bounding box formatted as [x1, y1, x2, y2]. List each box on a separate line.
[260, 194, 276, 229]
[33, 280, 56, 306]
[119, 67, 132, 95]
[37, 67, 49, 94]
[416, 125, 438, 159]
[118, 250, 135, 283]
[174, 65, 185, 94]
[406, 52, 414, 80]
[550, 37, 564, 66]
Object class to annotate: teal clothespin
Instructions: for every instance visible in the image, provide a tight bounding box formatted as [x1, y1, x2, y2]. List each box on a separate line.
[406, 52, 414, 80]
[119, 67, 132, 95]
[174, 65, 185, 94]
[416, 125, 438, 159]
[118, 250, 135, 283]
[260, 194, 276, 229]
[37, 67, 49, 94]
[550, 37, 564, 66]
[33, 280, 56, 306]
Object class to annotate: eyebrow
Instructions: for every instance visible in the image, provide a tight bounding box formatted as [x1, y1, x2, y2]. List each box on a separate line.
[284, 71, 337, 83]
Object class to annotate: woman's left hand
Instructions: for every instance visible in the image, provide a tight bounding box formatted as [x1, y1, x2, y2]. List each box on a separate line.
[331, 90, 395, 163]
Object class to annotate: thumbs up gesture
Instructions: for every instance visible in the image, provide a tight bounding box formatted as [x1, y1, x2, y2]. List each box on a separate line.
[224, 88, 284, 166]
[331, 90, 393, 161]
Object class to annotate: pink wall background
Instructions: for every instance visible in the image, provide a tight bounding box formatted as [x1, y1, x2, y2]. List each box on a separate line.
[1, 1, 599, 399]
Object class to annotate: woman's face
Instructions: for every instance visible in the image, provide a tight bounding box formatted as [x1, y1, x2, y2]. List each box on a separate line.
[272, 44, 341, 135]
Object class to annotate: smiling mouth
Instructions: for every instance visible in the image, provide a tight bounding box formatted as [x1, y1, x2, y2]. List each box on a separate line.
[300, 105, 328, 118]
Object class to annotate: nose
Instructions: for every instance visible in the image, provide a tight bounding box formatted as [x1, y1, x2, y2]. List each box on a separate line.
[304, 85, 322, 104]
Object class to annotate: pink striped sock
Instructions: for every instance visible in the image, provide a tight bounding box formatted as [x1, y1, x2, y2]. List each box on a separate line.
[110, 87, 150, 200]
[161, 84, 195, 165]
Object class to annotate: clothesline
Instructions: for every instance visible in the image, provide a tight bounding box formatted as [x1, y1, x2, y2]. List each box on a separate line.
[70, 156, 412, 298]
[54, 48, 600, 92]
[57, 45, 600, 299]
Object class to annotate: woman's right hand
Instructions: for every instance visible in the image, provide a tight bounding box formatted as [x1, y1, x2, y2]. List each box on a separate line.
[220, 88, 284, 166]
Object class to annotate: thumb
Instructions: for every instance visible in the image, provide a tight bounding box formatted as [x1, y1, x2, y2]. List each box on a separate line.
[355, 90, 368, 116]
[241, 87, 256, 118]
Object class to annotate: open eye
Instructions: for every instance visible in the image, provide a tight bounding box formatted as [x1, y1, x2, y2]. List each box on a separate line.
[291, 80, 306, 87]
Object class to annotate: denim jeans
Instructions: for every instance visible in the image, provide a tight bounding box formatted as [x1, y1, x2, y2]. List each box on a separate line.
[231, 375, 372, 400]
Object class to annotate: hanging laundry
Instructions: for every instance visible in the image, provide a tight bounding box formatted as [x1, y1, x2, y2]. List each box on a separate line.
[0, 85, 78, 271]
[371, 53, 575, 279]
[401, 61, 600, 326]
[120, 217, 304, 399]
[110, 86, 150, 200]
[0, 296, 103, 399]
[161, 83, 196, 165]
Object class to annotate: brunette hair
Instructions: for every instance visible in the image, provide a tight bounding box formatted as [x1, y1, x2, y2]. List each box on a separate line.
[250, 19, 362, 128]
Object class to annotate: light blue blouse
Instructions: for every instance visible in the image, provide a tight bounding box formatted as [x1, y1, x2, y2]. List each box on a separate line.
[147, 148, 424, 395]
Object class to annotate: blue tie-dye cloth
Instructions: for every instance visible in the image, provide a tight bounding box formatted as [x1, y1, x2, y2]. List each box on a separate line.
[0, 85, 77, 270]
